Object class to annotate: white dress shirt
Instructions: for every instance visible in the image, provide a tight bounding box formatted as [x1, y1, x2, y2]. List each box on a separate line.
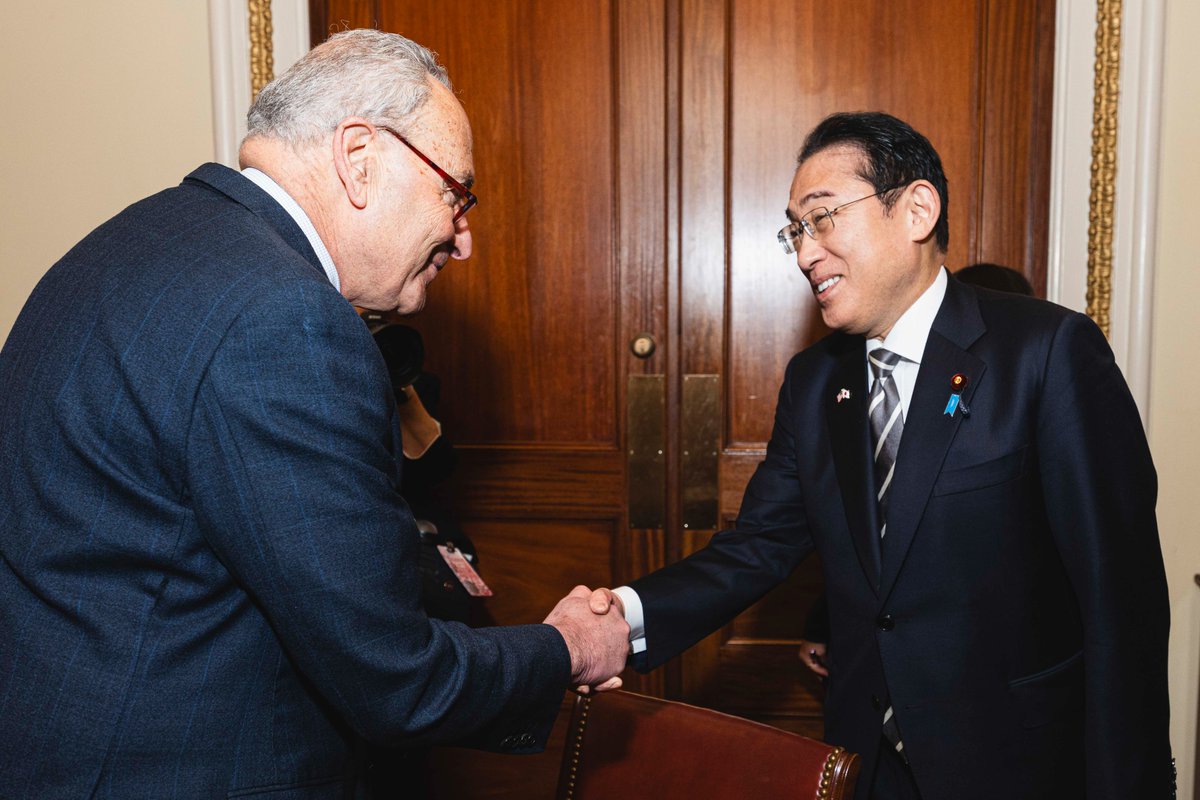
[241, 167, 341, 292]
[615, 267, 949, 655]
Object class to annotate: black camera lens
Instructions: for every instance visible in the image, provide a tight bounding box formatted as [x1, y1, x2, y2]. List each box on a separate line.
[372, 323, 425, 391]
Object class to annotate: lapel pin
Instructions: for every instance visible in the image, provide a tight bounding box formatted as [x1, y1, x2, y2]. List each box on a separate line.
[836, 388, 851, 404]
[943, 373, 971, 417]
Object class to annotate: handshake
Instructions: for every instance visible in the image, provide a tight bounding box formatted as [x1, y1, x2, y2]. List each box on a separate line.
[543, 586, 629, 694]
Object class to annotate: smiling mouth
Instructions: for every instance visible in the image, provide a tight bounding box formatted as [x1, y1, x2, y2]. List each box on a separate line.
[815, 275, 842, 295]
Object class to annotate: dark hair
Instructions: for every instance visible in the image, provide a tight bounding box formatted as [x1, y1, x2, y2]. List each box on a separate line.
[955, 263, 1034, 296]
[799, 112, 949, 252]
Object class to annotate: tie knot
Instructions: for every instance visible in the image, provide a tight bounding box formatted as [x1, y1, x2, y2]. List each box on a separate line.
[868, 348, 902, 383]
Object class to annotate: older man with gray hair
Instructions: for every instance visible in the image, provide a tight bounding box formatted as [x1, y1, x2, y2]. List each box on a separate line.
[0, 29, 628, 798]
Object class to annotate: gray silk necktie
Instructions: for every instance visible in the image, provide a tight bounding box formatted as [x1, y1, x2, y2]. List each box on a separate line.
[868, 347, 908, 762]
[868, 348, 904, 541]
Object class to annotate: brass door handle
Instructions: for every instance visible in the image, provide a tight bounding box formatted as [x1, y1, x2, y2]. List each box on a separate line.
[630, 333, 657, 359]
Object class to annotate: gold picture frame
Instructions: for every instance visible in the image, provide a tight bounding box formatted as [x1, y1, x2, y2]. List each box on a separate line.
[249, 0, 275, 101]
[1088, 0, 1121, 335]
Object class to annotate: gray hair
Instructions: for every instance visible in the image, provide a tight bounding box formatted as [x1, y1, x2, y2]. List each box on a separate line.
[245, 29, 452, 144]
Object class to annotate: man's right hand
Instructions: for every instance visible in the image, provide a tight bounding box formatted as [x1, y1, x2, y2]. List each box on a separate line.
[544, 585, 630, 693]
[798, 639, 829, 678]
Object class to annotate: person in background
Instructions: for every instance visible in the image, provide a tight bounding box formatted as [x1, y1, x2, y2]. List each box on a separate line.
[798, 261, 1035, 679]
[590, 112, 1171, 799]
[953, 262, 1035, 295]
[0, 30, 628, 799]
[366, 317, 480, 623]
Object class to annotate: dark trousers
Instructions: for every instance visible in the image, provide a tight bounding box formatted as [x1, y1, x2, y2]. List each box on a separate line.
[869, 738, 923, 800]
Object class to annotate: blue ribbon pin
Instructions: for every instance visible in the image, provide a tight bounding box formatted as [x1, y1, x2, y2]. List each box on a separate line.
[944, 373, 970, 417]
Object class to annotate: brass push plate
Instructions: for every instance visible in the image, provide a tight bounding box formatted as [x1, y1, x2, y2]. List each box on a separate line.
[682, 375, 719, 530]
[627, 374, 666, 529]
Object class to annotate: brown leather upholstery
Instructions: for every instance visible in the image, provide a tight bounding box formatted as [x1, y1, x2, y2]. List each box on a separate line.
[555, 691, 859, 800]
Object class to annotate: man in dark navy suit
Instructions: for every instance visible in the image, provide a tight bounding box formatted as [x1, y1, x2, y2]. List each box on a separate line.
[0, 30, 627, 798]
[593, 112, 1172, 799]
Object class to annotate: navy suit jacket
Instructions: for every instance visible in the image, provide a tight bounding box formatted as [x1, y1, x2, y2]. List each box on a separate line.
[630, 277, 1172, 799]
[0, 164, 568, 799]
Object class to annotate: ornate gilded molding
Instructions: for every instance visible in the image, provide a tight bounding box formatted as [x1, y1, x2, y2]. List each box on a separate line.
[1087, 0, 1122, 336]
[249, 0, 275, 101]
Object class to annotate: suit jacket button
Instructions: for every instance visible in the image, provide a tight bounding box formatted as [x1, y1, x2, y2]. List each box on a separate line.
[876, 614, 894, 631]
[871, 695, 881, 710]
[499, 736, 515, 750]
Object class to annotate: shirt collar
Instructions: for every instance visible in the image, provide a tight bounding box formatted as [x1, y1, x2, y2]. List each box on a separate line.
[240, 167, 340, 292]
[866, 266, 948, 364]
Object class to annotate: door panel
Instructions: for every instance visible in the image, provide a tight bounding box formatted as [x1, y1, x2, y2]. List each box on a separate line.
[311, 0, 1053, 792]
[381, 5, 620, 447]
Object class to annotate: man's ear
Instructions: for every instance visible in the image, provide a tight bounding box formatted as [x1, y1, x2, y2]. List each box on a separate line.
[332, 117, 376, 210]
[905, 180, 941, 245]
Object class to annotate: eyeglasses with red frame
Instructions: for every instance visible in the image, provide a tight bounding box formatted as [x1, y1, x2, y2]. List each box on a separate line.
[377, 125, 477, 221]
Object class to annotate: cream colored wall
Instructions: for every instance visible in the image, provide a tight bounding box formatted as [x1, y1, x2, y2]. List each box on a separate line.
[0, 1, 214, 346]
[1153, 0, 1200, 794]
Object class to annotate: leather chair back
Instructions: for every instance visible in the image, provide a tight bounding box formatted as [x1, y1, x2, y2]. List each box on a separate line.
[556, 691, 859, 799]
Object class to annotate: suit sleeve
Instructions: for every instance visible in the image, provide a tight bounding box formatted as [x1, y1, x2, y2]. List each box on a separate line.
[1036, 312, 1172, 796]
[184, 278, 569, 751]
[629, 356, 815, 670]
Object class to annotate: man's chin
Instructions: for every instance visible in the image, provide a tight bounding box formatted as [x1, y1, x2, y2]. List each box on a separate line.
[818, 307, 859, 337]
[394, 296, 426, 316]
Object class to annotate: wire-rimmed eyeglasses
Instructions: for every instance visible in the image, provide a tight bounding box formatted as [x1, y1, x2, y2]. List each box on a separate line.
[777, 187, 902, 254]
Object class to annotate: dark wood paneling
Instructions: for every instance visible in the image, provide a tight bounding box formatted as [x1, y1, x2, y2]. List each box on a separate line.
[310, 0, 379, 43]
[717, 642, 826, 738]
[354, 2, 622, 448]
[619, 0, 671, 364]
[445, 448, 623, 519]
[679, 0, 727, 379]
[973, 0, 1056, 292]
[466, 518, 617, 626]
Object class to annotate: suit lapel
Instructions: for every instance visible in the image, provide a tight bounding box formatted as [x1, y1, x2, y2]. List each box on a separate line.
[878, 278, 986, 601]
[826, 337, 881, 592]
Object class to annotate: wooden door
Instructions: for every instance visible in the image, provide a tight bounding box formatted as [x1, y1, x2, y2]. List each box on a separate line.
[310, 0, 1053, 795]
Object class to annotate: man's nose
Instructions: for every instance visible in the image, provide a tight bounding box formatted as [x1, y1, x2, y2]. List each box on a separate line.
[795, 233, 823, 272]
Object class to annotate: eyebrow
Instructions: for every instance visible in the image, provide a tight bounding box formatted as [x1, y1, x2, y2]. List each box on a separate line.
[794, 189, 836, 210]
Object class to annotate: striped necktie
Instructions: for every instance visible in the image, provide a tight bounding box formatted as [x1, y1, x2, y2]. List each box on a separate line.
[868, 348, 904, 540]
[868, 346, 908, 762]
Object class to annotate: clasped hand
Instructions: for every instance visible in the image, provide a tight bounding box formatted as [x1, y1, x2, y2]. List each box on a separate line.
[543, 586, 629, 694]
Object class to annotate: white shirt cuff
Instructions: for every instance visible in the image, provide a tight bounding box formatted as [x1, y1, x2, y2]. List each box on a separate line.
[612, 585, 647, 654]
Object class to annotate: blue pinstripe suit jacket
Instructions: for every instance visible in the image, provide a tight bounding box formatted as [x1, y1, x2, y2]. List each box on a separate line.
[0, 164, 568, 799]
